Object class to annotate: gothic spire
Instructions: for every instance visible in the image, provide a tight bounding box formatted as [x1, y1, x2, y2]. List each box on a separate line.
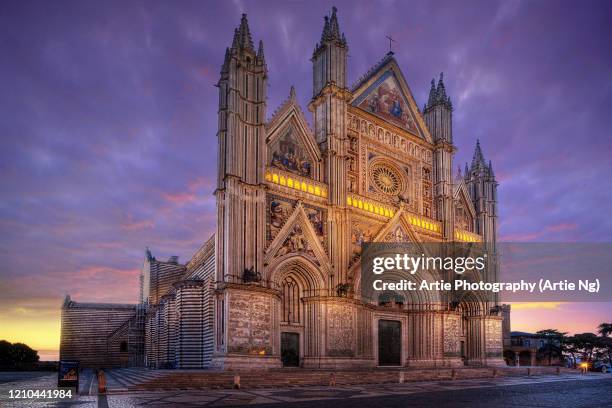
[464, 162, 470, 180]
[231, 28, 240, 49]
[425, 72, 452, 111]
[329, 6, 341, 40]
[257, 39, 265, 63]
[317, 6, 347, 51]
[488, 160, 495, 178]
[222, 47, 231, 72]
[471, 139, 486, 168]
[234, 13, 254, 51]
[320, 16, 330, 43]
[427, 79, 437, 107]
[436, 72, 447, 100]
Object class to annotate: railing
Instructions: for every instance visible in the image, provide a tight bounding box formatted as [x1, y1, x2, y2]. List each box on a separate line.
[265, 168, 328, 199]
[346, 194, 396, 218]
[404, 212, 442, 234]
[454, 229, 482, 242]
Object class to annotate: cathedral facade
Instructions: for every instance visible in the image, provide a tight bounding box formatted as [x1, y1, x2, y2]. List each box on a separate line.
[60, 8, 504, 370]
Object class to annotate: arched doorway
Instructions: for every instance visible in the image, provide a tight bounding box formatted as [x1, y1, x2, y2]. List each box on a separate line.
[271, 257, 325, 368]
[457, 291, 486, 366]
[280, 275, 302, 367]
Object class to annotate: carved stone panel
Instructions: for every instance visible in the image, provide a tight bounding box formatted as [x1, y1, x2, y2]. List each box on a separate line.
[327, 303, 355, 357]
[443, 314, 460, 357]
[350, 216, 383, 267]
[485, 318, 503, 357]
[227, 292, 272, 355]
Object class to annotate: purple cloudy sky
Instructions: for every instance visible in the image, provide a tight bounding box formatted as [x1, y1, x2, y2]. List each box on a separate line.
[1, 0, 611, 354]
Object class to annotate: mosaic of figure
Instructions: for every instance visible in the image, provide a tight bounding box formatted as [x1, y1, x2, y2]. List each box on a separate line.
[269, 126, 312, 177]
[455, 201, 473, 232]
[304, 206, 327, 249]
[267, 197, 294, 243]
[350, 219, 382, 265]
[357, 71, 418, 133]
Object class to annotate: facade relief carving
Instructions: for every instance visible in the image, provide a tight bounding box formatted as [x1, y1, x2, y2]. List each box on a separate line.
[327, 303, 355, 357]
[485, 319, 503, 357]
[277, 224, 318, 263]
[348, 112, 432, 165]
[443, 315, 460, 356]
[227, 292, 272, 355]
[350, 217, 383, 267]
[384, 225, 410, 243]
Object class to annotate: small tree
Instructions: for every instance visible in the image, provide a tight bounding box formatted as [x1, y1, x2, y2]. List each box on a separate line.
[0, 340, 12, 368]
[597, 323, 612, 365]
[536, 329, 566, 366]
[0, 340, 39, 370]
[598, 323, 612, 337]
[569, 333, 599, 365]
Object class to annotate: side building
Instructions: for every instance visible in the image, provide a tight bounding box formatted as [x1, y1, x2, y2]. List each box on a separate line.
[60, 236, 215, 368]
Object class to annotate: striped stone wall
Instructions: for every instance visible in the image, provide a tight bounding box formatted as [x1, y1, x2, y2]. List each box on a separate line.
[143, 237, 216, 369]
[143, 256, 186, 305]
[60, 296, 136, 368]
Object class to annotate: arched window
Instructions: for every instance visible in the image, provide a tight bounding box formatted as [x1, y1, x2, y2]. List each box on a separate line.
[281, 276, 301, 324]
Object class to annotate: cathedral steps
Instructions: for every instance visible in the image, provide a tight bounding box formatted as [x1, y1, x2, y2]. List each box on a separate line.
[105, 367, 570, 392]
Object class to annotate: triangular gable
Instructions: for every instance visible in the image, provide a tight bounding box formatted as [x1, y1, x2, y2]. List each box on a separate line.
[266, 90, 321, 179]
[265, 202, 331, 272]
[374, 206, 425, 248]
[351, 55, 433, 143]
[453, 180, 477, 220]
[453, 180, 476, 233]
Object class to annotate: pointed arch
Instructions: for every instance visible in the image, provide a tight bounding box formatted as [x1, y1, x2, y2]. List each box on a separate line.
[268, 255, 328, 296]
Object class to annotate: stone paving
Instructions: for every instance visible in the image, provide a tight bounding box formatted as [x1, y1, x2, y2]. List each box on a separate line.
[0, 371, 610, 407]
[0, 371, 96, 407]
[101, 373, 610, 407]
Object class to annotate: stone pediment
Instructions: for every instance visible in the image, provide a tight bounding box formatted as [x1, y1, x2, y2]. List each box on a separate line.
[454, 179, 476, 232]
[266, 89, 321, 179]
[351, 54, 432, 143]
[265, 202, 331, 273]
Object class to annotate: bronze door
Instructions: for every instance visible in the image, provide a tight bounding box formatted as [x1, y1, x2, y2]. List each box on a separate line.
[378, 320, 401, 366]
[281, 332, 299, 367]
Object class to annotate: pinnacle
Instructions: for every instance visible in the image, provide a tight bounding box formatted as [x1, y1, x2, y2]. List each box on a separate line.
[318, 6, 347, 48]
[257, 40, 265, 61]
[471, 139, 486, 168]
[231, 13, 254, 51]
[425, 72, 452, 110]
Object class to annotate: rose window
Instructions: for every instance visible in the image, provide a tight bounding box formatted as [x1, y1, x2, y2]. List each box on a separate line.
[370, 163, 402, 195]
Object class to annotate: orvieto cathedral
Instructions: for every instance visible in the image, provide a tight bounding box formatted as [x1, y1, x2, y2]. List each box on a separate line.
[60, 7, 506, 370]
